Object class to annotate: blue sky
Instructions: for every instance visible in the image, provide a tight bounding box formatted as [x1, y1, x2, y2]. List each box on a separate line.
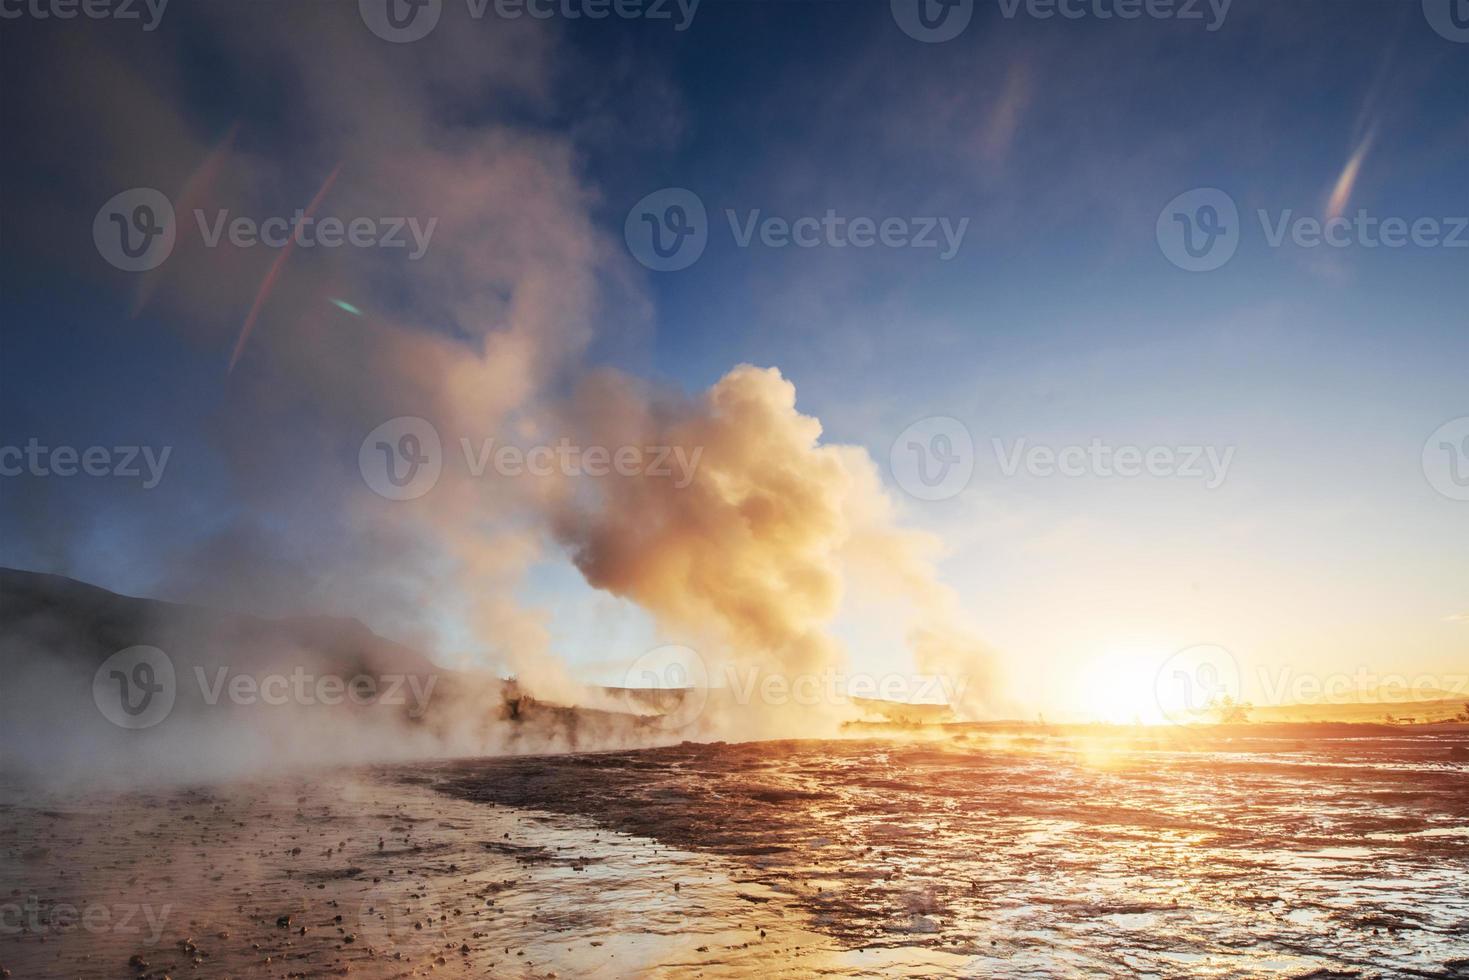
[1, 0, 1465, 718]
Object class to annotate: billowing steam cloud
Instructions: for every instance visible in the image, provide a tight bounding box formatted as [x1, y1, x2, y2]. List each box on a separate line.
[1, 1, 1002, 776]
[546, 365, 1003, 726]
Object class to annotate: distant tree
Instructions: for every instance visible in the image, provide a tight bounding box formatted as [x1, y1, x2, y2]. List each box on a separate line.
[1207, 694, 1252, 723]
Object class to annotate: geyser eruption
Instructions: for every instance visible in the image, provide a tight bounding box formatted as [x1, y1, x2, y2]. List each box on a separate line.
[0, 1, 1002, 777]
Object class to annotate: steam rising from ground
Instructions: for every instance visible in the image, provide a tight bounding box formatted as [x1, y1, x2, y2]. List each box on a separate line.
[549, 365, 1003, 732]
[1, 3, 1002, 779]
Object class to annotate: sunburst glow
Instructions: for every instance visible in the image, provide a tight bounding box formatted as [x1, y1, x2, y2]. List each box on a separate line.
[1077, 649, 1169, 725]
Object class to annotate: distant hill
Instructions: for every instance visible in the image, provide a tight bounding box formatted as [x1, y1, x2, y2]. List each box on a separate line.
[0, 567, 665, 781]
[849, 696, 955, 725]
[0, 566, 441, 680]
[1245, 698, 1468, 725]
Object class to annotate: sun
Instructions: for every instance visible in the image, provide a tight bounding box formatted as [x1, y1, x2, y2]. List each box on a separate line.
[1076, 649, 1169, 725]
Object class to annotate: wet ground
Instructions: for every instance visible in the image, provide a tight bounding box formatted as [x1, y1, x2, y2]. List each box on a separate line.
[435, 727, 1469, 978]
[2, 726, 1466, 978]
[0, 769, 918, 978]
